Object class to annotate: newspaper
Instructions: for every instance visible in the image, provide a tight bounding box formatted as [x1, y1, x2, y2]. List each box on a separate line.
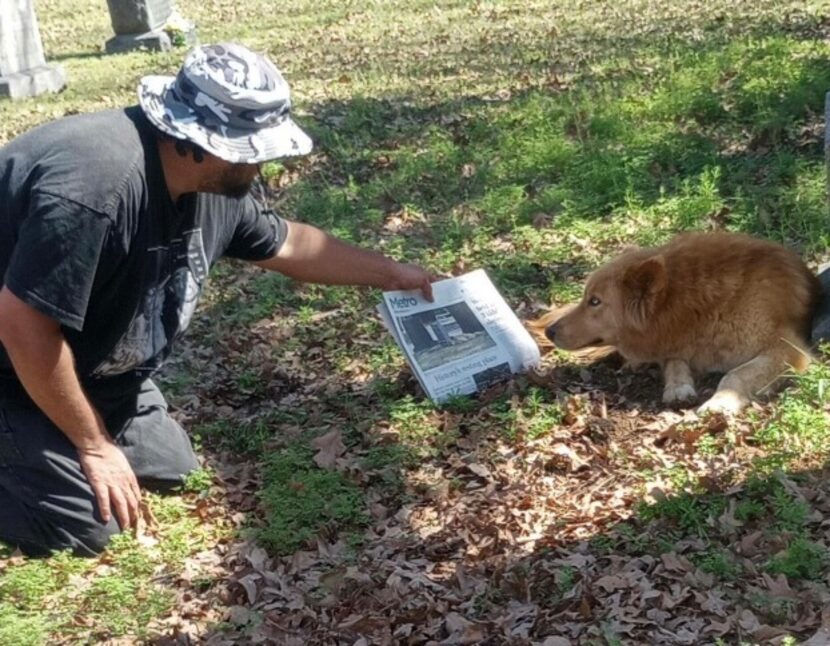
[378, 269, 541, 404]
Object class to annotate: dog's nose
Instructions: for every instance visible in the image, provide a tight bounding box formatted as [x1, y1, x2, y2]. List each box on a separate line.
[545, 324, 557, 342]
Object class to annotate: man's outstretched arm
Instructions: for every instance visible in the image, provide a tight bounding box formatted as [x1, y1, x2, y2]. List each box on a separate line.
[0, 287, 140, 530]
[253, 220, 434, 300]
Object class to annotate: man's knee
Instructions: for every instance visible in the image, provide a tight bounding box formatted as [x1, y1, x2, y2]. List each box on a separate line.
[1, 506, 122, 558]
[118, 416, 199, 489]
[65, 517, 122, 556]
[107, 379, 200, 487]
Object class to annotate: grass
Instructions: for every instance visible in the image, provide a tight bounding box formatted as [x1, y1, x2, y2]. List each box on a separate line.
[753, 358, 830, 460]
[767, 536, 829, 580]
[2, 0, 830, 642]
[695, 549, 743, 581]
[638, 491, 726, 537]
[490, 385, 566, 441]
[0, 604, 50, 646]
[0, 494, 222, 643]
[256, 444, 369, 555]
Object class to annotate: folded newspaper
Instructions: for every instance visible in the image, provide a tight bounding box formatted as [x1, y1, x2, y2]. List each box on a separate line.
[378, 269, 541, 404]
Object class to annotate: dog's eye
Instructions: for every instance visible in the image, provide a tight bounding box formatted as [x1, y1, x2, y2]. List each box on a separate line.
[588, 296, 601, 307]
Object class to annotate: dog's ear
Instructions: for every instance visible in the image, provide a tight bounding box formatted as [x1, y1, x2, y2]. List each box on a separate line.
[622, 255, 666, 324]
[623, 255, 666, 297]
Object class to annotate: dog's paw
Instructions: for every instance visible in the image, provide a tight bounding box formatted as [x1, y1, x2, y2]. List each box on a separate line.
[697, 390, 746, 416]
[662, 383, 697, 404]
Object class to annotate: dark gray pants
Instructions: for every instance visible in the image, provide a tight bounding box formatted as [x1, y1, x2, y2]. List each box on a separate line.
[0, 379, 199, 556]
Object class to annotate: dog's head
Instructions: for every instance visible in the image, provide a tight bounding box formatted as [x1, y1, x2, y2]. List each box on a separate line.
[545, 251, 667, 350]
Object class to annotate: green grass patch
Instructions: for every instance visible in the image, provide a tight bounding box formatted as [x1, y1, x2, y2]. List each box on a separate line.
[489, 386, 565, 441]
[77, 534, 173, 638]
[0, 602, 51, 646]
[193, 408, 309, 454]
[694, 549, 742, 581]
[0, 550, 89, 612]
[766, 537, 829, 581]
[638, 492, 726, 538]
[256, 443, 369, 555]
[753, 361, 830, 468]
[0, 493, 219, 643]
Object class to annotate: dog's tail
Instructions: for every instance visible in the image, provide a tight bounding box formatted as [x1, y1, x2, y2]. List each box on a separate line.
[526, 304, 617, 361]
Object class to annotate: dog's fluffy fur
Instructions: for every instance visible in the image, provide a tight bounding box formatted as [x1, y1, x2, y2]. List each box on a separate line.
[529, 232, 821, 413]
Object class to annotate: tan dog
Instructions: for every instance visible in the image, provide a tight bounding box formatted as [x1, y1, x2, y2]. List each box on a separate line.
[531, 232, 821, 413]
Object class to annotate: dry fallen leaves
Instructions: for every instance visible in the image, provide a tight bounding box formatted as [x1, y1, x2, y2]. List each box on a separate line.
[312, 428, 347, 470]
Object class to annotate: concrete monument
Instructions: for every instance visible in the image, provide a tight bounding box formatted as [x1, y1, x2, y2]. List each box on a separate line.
[0, 0, 65, 99]
[105, 0, 196, 54]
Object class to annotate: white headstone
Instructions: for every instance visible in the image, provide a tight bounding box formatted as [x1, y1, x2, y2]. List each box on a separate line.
[0, 0, 65, 99]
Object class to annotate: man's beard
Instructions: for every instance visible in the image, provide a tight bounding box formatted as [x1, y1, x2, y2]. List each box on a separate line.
[202, 164, 257, 198]
[222, 178, 254, 199]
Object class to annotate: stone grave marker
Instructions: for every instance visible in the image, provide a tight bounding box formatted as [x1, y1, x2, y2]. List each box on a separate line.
[105, 0, 196, 54]
[0, 0, 65, 99]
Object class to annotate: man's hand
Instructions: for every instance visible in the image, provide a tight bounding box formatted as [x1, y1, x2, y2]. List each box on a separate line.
[382, 262, 436, 301]
[78, 442, 141, 530]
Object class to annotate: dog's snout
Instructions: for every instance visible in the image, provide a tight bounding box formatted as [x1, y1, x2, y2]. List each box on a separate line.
[544, 323, 557, 342]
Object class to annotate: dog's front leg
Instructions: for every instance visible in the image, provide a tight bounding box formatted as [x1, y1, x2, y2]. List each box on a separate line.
[662, 358, 697, 404]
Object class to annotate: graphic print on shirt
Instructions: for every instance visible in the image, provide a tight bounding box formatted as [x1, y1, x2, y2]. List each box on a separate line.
[92, 228, 209, 377]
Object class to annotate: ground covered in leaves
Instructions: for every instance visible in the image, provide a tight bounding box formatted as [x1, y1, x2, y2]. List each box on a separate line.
[159, 311, 830, 645]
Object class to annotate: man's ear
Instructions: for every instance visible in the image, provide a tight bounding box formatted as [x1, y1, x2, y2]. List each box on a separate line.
[622, 255, 666, 325]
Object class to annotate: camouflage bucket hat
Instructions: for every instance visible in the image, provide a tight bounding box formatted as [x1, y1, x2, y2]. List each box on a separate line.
[138, 43, 312, 163]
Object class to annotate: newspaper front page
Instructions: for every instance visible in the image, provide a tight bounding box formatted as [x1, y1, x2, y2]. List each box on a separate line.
[378, 269, 541, 403]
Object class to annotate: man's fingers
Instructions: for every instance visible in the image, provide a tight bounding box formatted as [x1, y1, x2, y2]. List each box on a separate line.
[110, 485, 137, 530]
[421, 278, 434, 302]
[128, 472, 142, 502]
[122, 480, 140, 529]
[79, 447, 140, 530]
[126, 480, 141, 527]
[91, 481, 111, 523]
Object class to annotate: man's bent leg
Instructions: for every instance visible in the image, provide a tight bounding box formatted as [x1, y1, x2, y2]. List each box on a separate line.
[0, 399, 120, 556]
[0, 379, 199, 556]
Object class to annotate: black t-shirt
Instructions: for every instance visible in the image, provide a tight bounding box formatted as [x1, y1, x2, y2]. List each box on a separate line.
[0, 106, 287, 390]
